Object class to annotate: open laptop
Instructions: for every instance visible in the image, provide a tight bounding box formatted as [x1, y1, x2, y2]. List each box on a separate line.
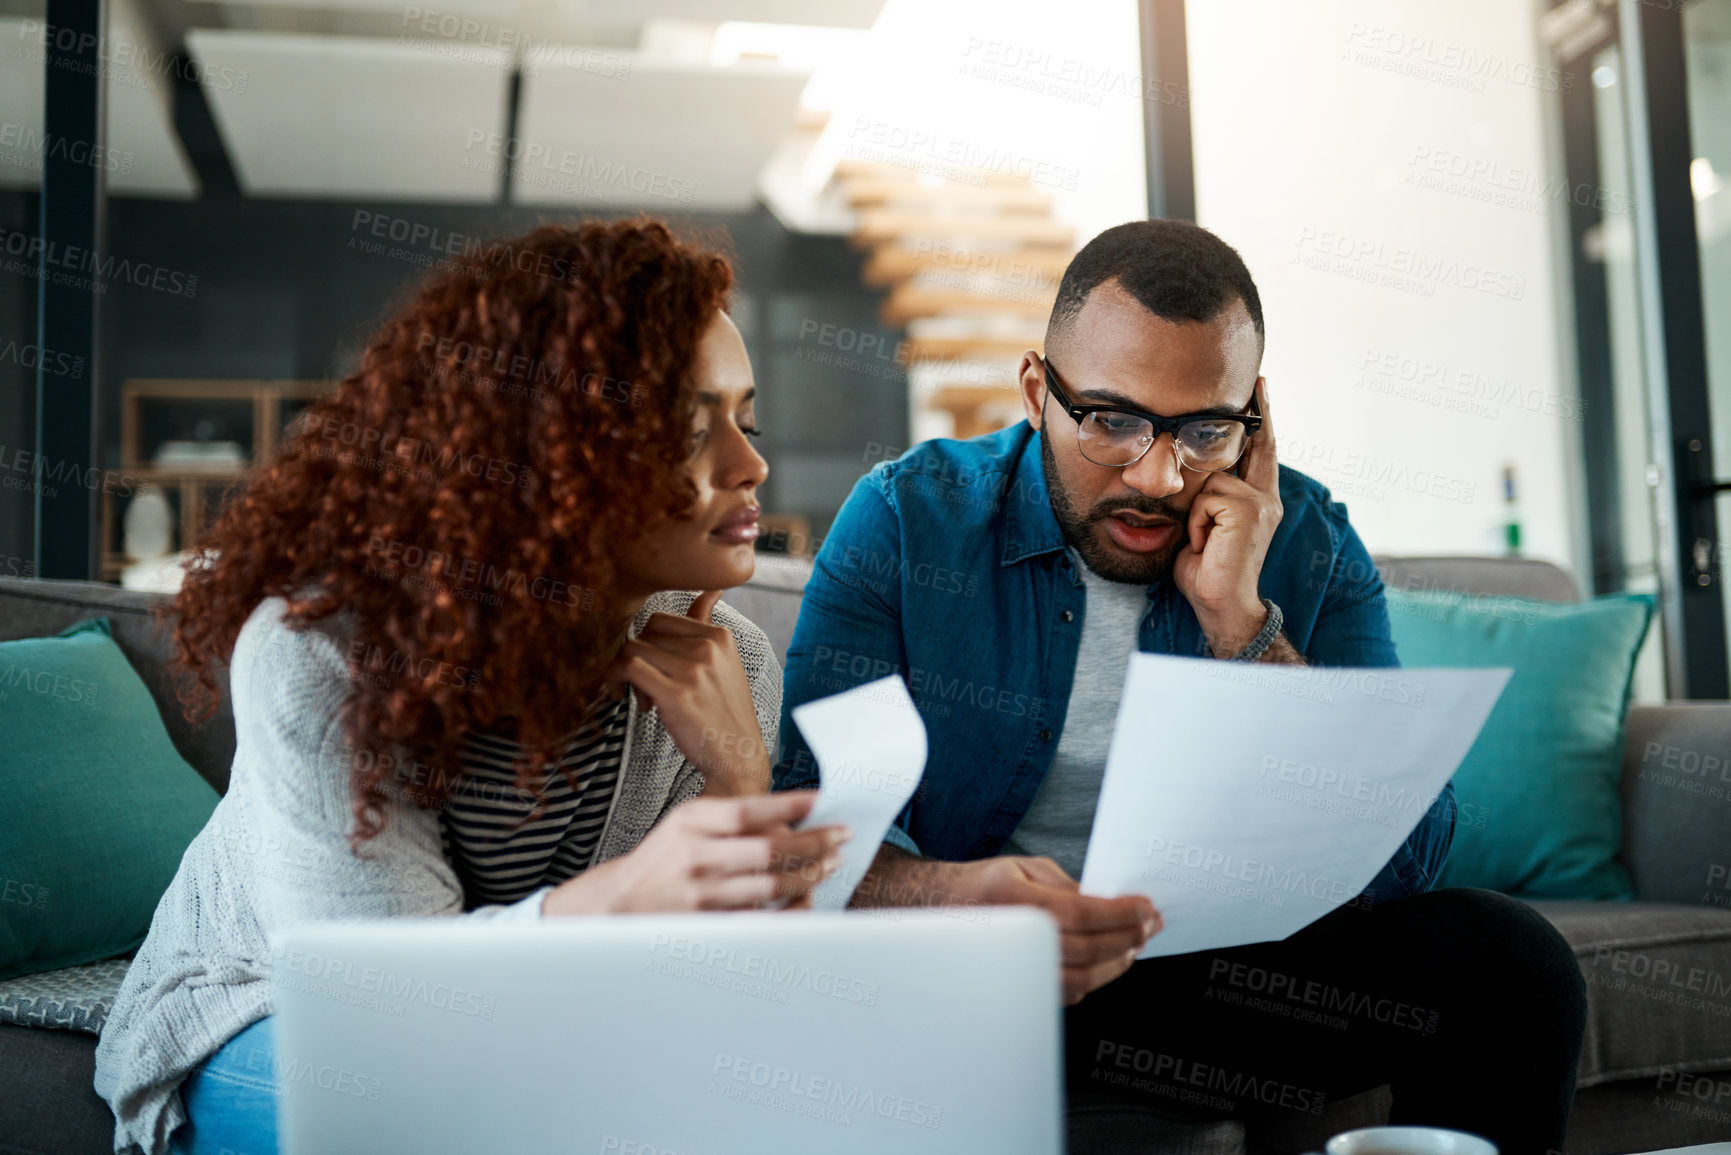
[270, 908, 1062, 1154]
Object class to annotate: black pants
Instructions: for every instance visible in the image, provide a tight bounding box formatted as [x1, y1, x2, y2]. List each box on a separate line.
[1064, 888, 1587, 1155]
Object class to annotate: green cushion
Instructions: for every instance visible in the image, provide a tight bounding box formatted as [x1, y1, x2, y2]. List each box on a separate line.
[0, 617, 218, 980]
[1386, 588, 1653, 900]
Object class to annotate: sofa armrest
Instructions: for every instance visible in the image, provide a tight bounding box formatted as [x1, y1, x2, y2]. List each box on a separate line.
[1619, 703, 1731, 905]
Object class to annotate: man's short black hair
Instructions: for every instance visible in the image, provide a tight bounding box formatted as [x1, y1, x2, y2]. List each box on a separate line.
[1046, 220, 1264, 355]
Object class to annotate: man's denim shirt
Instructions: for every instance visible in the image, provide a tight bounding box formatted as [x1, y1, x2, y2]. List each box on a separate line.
[773, 422, 1455, 905]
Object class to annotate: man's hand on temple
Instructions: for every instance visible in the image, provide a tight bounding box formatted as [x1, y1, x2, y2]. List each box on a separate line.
[1172, 378, 1302, 664]
[851, 847, 1161, 1005]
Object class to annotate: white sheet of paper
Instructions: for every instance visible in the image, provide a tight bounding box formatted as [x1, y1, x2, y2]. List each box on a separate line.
[791, 676, 928, 910]
[1079, 655, 1511, 958]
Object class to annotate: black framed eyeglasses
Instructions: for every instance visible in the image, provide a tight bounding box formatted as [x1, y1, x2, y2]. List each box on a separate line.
[1042, 357, 1262, 472]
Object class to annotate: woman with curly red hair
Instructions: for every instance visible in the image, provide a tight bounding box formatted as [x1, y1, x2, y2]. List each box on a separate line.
[93, 219, 847, 1155]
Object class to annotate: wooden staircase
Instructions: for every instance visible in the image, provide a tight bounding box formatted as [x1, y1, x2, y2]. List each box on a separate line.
[833, 158, 1074, 440]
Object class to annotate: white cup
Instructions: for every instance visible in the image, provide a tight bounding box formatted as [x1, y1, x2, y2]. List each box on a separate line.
[1325, 1126, 1498, 1155]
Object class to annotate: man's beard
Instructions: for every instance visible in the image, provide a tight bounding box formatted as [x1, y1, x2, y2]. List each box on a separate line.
[1040, 428, 1187, 585]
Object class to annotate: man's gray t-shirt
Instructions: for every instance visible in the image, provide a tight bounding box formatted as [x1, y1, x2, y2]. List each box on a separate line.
[1002, 552, 1148, 879]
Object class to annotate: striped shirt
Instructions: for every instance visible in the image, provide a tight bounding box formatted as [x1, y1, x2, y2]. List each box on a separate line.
[438, 696, 631, 907]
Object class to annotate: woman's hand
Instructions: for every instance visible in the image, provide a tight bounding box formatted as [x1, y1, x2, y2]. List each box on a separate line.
[604, 589, 772, 795]
[542, 791, 848, 915]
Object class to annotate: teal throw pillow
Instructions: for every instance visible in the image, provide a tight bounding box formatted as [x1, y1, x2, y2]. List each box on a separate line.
[0, 617, 219, 979]
[1385, 588, 1652, 899]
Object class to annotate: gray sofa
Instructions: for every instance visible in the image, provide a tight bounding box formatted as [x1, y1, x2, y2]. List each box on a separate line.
[2, 554, 1729, 1155]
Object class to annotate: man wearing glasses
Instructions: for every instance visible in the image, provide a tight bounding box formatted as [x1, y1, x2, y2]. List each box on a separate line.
[775, 221, 1585, 1153]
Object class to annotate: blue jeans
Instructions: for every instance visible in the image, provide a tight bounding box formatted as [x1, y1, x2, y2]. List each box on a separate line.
[169, 1016, 279, 1155]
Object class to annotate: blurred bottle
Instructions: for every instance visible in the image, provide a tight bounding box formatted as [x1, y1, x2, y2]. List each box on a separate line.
[1501, 465, 1522, 557]
[123, 484, 174, 560]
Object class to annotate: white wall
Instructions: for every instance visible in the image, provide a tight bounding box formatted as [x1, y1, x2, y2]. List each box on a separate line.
[1187, 0, 1580, 569]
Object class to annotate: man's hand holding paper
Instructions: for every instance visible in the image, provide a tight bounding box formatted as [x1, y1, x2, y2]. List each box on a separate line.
[1079, 655, 1510, 958]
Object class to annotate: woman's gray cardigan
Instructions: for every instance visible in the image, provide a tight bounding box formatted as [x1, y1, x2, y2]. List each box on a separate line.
[93, 591, 780, 1153]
